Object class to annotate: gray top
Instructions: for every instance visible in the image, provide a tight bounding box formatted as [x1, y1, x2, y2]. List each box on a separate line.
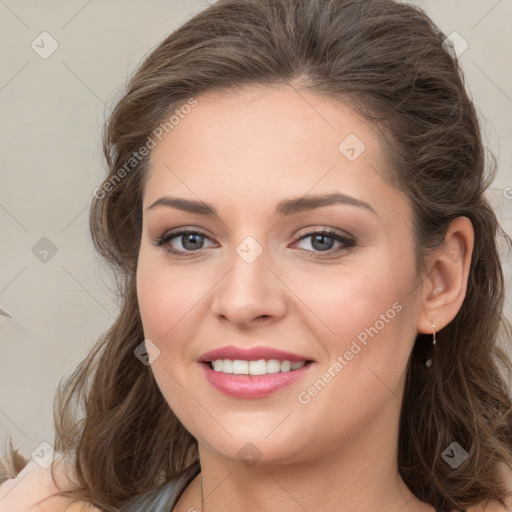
[119, 461, 201, 512]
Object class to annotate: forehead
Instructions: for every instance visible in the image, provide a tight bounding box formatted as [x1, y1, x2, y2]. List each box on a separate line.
[148, 84, 379, 171]
[143, 84, 407, 223]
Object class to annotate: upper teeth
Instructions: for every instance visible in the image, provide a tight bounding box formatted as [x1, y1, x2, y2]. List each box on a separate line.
[211, 359, 306, 375]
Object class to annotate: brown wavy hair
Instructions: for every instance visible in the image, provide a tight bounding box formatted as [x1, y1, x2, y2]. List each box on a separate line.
[2, 0, 512, 510]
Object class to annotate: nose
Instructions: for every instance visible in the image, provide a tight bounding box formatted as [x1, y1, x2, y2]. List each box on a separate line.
[210, 243, 288, 328]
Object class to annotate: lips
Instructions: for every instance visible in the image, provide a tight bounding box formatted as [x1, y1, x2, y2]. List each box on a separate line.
[200, 360, 314, 399]
[198, 345, 314, 363]
[197, 345, 316, 398]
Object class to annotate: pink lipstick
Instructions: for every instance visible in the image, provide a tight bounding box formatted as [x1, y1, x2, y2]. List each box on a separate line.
[198, 345, 315, 399]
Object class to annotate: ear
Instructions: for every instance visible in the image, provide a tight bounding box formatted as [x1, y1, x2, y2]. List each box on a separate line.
[416, 216, 475, 335]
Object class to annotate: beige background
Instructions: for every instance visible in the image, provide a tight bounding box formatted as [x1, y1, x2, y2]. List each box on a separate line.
[0, 0, 511, 457]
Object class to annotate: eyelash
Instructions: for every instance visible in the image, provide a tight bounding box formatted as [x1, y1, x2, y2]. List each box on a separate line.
[154, 227, 355, 258]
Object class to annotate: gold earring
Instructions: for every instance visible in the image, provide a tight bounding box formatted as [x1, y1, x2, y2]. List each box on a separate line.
[425, 323, 436, 368]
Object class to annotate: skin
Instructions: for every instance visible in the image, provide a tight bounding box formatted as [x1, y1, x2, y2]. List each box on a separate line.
[136, 83, 475, 512]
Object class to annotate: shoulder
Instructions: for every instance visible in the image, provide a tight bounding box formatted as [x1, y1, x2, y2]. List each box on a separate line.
[465, 463, 512, 512]
[0, 456, 100, 512]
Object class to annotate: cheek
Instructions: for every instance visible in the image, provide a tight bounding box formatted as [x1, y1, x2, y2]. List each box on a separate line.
[288, 254, 418, 395]
[136, 265, 170, 342]
[290, 273, 417, 447]
[136, 254, 205, 411]
[136, 251, 209, 344]
[290, 260, 410, 345]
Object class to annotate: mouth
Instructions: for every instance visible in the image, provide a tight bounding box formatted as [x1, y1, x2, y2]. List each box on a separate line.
[197, 346, 316, 397]
[199, 358, 315, 399]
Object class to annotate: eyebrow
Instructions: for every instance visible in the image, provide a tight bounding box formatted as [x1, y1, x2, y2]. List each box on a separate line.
[146, 192, 377, 217]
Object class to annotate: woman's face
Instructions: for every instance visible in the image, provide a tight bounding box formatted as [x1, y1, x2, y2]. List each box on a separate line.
[137, 84, 427, 466]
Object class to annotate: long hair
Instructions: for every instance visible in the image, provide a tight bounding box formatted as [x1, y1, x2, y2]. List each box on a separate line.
[2, 1, 512, 511]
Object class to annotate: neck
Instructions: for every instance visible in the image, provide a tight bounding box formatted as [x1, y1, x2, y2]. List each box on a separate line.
[192, 397, 431, 512]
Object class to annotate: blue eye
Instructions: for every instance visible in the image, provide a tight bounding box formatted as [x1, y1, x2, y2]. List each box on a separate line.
[155, 229, 214, 253]
[294, 229, 355, 254]
[155, 228, 355, 257]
